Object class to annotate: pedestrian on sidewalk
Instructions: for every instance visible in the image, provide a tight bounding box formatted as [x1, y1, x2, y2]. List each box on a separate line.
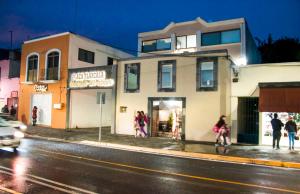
[134, 111, 141, 137]
[285, 116, 297, 150]
[32, 106, 38, 126]
[135, 111, 148, 137]
[172, 109, 180, 140]
[10, 105, 16, 117]
[213, 115, 230, 146]
[271, 113, 283, 149]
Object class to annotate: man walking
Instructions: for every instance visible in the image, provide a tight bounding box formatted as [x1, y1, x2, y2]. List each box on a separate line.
[271, 113, 283, 149]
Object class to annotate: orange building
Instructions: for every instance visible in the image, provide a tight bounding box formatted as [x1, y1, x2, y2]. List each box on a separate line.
[18, 32, 132, 129]
[18, 33, 70, 128]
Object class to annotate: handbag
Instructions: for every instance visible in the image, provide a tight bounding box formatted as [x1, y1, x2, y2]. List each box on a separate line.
[295, 136, 299, 140]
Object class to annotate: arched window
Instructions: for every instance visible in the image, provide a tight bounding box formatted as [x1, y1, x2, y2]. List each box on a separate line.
[27, 54, 38, 82]
[46, 50, 60, 80]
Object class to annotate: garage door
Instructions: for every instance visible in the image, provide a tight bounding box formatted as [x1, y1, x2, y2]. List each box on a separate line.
[70, 89, 112, 128]
[31, 94, 52, 126]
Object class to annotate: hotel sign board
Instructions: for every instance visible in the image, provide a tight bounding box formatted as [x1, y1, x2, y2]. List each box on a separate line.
[34, 84, 48, 92]
[68, 66, 115, 89]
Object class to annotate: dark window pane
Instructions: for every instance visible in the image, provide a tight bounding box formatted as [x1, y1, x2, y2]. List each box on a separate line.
[107, 57, 114, 65]
[221, 29, 241, 44]
[142, 40, 156, 52]
[156, 38, 171, 50]
[78, 48, 94, 64]
[202, 32, 221, 46]
[27, 55, 38, 81]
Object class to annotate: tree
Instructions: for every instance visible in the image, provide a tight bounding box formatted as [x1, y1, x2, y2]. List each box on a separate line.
[256, 34, 300, 63]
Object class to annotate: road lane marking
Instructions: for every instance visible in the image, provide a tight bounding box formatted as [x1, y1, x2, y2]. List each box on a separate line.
[35, 148, 300, 194]
[0, 167, 97, 194]
[0, 186, 21, 194]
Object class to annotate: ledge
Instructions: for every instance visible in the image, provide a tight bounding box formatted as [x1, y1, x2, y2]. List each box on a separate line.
[39, 80, 59, 84]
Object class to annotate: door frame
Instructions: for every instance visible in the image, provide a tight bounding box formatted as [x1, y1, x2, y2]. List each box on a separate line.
[30, 93, 52, 126]
[147, 97, 186, 139]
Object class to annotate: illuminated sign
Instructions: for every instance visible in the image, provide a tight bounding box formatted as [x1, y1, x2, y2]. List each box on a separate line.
[34, 84, 48, 92]
[69, 70, 114, 88]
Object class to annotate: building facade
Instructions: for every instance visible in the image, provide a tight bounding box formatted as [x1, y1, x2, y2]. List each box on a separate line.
[18, 32, 131, 129]
[116, 52, 232, 141]
[115, 17, 261, 142]
[138, 17, 261, 65]
[231, 62, 300, 147]
[0, 49, 21, 112]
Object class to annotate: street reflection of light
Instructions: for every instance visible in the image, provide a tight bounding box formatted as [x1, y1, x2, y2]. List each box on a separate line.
[12, 157, 30, 192]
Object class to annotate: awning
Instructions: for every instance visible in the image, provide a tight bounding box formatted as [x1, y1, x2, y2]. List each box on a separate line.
[259, 82, 300, 113]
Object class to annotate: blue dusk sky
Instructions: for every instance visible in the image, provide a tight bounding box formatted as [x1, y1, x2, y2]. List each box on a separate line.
[0, 0, 299, 55]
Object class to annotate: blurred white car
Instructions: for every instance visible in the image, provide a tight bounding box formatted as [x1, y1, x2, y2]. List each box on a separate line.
[0, 114, 27, 131]
[0, 116, 24, 151]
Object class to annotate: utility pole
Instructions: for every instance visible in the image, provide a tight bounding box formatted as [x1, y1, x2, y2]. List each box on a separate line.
[9, 30, 13, 50]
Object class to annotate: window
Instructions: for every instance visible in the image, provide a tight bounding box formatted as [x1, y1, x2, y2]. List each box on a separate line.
[46, 51, 60, 80]
[78, 48, 94, 64]
[142, 38, 171, 52]
[197, 57, 218, 91]
[221, 29, 241, 44]
[176, 35, 196, 49]
[107, 57, 114, 66]
[26, 54, 38, 82]
[125, 63, 140, 92]
[158, 60, 176, 92]
[201, 29, 241, 46]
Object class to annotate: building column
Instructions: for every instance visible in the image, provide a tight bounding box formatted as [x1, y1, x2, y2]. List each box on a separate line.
[171, 33, 176, 52]
[240, 23, 247, 61]
[137, 37, 142, 57]
[196, 30, 202, 51]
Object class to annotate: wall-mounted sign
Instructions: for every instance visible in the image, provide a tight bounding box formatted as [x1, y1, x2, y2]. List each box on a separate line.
[34, 84, 48, 92]
[69, 70, 114, 88]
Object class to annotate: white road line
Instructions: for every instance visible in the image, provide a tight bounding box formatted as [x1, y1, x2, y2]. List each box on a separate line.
[0, 166, 97, 194]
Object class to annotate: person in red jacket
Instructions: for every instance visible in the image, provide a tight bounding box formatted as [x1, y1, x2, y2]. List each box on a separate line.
[32, 106, 38, 126]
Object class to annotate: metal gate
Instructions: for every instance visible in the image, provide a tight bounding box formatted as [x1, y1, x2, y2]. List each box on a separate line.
[237, 97, 259, 144]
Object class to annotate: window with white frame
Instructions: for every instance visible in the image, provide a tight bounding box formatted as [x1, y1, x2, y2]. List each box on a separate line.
[176, 35, 196, 49]
[46, 51, 60, 80]
[158, 60, 176, 92]
[27, 54, 38, 82]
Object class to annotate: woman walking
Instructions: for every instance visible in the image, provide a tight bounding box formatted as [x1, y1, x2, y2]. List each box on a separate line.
[213, 115, 230, 146]
[285, 116, 297, 150]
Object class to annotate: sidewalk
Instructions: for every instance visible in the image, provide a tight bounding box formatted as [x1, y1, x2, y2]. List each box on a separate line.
[25, 126, 300, 168]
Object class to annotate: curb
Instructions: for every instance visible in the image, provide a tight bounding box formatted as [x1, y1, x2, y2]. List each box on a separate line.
[25, 134, 300, 170]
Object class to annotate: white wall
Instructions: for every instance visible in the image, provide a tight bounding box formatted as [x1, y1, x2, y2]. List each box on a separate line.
[70, 89, 112, 128]
[231, 62, 300, 144]
[68, 34, 132, 69]
[116, 56, 231, 141]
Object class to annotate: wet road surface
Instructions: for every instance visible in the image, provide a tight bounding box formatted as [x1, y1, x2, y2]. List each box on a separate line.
[0, 138, 299, 194]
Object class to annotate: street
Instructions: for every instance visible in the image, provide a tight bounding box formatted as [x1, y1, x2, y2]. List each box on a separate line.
[0, 138, 299, 194]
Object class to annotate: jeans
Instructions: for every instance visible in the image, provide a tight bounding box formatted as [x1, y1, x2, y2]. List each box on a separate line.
[288, 132, 296, 148]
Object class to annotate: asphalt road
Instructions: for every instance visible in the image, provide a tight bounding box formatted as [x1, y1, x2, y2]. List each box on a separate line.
[0, 138, 299, 194]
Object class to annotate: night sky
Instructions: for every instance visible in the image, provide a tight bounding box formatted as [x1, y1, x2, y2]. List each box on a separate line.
[0, 0, 299, 55]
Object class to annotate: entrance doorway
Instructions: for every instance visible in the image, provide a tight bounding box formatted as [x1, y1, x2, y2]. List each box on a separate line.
[237, 97, 259, 144]
[148, 97, 185, 139]
[31, 93, 52, 126]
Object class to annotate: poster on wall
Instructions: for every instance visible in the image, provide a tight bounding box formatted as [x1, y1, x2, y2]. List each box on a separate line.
[262, 112, 300, 147]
